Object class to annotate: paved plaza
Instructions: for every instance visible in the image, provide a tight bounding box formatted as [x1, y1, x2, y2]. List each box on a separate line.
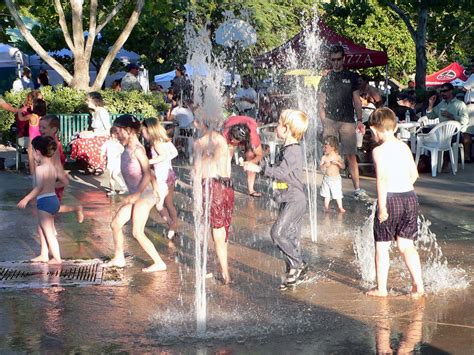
[0, 147, 473, 353]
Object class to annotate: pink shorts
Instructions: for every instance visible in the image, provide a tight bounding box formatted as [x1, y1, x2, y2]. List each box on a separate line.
[202, 178, 234, 241]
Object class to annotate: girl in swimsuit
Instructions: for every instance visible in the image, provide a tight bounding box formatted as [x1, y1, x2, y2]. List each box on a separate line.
[103, 115, 167, 272]
[142, 117, 179, 240]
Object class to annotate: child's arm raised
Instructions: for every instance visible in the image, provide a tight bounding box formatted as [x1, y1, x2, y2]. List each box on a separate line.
[372, 147, 389, 222]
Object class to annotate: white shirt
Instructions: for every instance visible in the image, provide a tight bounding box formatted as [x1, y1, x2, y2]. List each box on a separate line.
[91, 107, 111, 134]
[171, 106, 194, 128]
[235, 87, 257, 111]
[463, 74, 474, 104]
[101, 139, 123, 171]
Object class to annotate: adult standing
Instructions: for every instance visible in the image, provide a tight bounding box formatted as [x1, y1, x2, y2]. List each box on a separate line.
[223, 115, 263, 197]
[235, 76, 258, 118]
[121, 63, 143, 92]
[171, 66, 192, 104]
[426, 83, 469, 161]
[318, 45, 367, 200]
[12, 67, 35, 92]
[462, 64, 474, 162]
[70, 92, 111, 175]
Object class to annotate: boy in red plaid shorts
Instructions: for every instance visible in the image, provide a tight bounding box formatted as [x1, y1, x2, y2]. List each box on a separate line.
[367, 108, 424, 299]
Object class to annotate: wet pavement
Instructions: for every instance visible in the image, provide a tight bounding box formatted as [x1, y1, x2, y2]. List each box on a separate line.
[0, 147, 473, 354]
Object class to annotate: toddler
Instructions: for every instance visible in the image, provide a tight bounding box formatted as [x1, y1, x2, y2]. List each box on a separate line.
[320, 135, 346, 213]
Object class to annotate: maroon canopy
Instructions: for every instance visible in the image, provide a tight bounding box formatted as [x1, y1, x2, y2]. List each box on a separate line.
[255, 21, 388, 69]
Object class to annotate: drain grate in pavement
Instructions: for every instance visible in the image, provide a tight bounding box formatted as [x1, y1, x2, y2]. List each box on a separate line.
[0, 260, 105, 289]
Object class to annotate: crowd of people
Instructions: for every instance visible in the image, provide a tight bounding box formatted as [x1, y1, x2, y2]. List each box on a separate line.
[1, 45, 473, 295]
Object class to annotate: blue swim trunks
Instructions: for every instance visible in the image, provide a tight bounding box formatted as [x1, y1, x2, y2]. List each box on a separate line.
[37, 193, 60, 215]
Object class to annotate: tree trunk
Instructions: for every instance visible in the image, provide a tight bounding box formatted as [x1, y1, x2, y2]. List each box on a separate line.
[415, 7, 428, 91]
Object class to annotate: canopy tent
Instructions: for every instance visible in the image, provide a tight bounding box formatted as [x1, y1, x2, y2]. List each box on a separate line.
[254, 21, 388, 69]
[0, 43, 28, 68]
[425, 62, 468, 87]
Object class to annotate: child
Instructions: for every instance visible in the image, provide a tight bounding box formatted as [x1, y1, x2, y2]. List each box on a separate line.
[39, 115, 84, 222]
[142, 117, 179, 239]
[100, 126, 127, 196]
[18, 98, 47, 175]
[193, 115, 234, 285]
[17, 136, 69, 264]
[246, 109, 309, 290]
[103, 115, 167, 272]
[320, 135, 346, 213]
[367, 107, 424, 299]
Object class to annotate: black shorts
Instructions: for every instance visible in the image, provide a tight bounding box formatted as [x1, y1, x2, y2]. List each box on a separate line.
[374, 191, 418, 242]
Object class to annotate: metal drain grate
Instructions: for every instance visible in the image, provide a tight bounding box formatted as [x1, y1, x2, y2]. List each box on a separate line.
[0, 260, 104, 289]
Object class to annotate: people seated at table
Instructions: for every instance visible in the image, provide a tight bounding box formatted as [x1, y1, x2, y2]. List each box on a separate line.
[393, 93, 417, 122]
[70, 92, 111, 175]
[223, 115, 263, 197]
[427, 83, 470, 161]
[358, 74, 383, 108]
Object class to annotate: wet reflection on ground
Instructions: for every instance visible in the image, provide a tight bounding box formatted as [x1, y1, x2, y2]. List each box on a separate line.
[0, 163, 472, 353]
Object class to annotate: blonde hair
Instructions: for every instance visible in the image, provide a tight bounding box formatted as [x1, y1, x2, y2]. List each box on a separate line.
[279, 109, 309, 141]
[143, 117, 170, 143]
[368, 107, 397, 131]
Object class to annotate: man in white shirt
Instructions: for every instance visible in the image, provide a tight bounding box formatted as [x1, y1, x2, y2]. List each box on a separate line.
[462, 64, 474, 162]
[235, 76, 257, 118]
[12, 67, 34, 92]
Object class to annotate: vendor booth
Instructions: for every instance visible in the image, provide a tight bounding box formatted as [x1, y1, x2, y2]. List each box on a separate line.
[425, 62, 468, 87]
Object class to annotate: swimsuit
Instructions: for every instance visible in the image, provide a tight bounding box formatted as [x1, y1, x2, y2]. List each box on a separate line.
[37, 192, 60, 215]
[202, 177, 234, 241]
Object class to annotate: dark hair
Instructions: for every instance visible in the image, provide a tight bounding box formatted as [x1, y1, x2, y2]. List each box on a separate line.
[33, 99, 47, 116]
[329, 45, 345, 56]
[41, 114, 60, 132]
[113, 114, 141, 133]
[38, 72, 49, 86]
[31, 136, 57, 158]
[323, 135, 339, 151]
[229, 123, 251, 152]
[441, 83, 454, 91]
[359, 74, 370, 82]
[110, 126, 119, 135]
[87, 92, 105, 107]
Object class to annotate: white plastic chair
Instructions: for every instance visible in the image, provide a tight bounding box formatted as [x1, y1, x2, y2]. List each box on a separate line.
[415, 121, 461, 177]
[417, 116, 439, 128]
[452, 131, 464, 173]
[257, 123, 284, 165]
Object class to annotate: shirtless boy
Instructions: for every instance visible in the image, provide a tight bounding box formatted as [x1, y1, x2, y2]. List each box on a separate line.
[367, 107, 424, 298]
[193, 116, 234, 285]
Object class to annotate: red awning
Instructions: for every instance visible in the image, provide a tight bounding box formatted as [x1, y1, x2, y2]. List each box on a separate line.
[425, 62, 468, 86]
[254, 21, 388, 69]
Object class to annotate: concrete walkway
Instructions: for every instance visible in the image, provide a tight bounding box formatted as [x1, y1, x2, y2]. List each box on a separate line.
[0, 146, 472, 353]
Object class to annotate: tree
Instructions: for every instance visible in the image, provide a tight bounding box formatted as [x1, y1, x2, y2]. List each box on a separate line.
[4, 0, 145, 91]
[379, 0, 472, 90]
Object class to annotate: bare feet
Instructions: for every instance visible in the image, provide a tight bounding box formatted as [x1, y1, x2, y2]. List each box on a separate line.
[102, 257, 126, 268]
[76, 206, 84, 223]
[366, 289, 388, 297]
[30, 255, 49, 263]
[338, 207, 346, 213]
[410, 285, 425, 299]
[142, 262, 167, 273]
[47, 258, 62, 265]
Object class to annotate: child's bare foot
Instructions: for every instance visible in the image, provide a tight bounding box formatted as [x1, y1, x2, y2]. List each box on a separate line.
[47, 258, 62, 265]
[142, 262, 167, 273]
[366, 289, 388, 297]
[103, 257, 126, 268]
[338, 207, 346, 213]
[76, 206, 84, 223]
[410, 285, 425, 299]
[30, 255, 49, 263]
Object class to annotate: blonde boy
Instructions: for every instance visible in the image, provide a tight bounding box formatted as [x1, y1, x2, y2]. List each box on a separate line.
[367, 107, 424, 298]
[246, 109, 309, 290]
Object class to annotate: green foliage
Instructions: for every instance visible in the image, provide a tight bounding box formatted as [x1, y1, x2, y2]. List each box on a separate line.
[0, 87, 167, 134]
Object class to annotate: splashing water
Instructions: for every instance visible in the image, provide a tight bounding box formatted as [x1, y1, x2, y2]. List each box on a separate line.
[185, 21, 227, 334]
[353, 203, 470, 293]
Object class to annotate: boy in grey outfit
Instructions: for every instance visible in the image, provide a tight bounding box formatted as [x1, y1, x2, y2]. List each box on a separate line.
[245, 109, 309, 290]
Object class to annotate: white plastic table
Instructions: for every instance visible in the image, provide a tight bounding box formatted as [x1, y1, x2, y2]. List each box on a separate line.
[397, 122, 420, 154]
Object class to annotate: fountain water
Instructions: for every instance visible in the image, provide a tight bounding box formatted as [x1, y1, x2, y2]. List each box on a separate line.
[353, 203, 470, 293]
